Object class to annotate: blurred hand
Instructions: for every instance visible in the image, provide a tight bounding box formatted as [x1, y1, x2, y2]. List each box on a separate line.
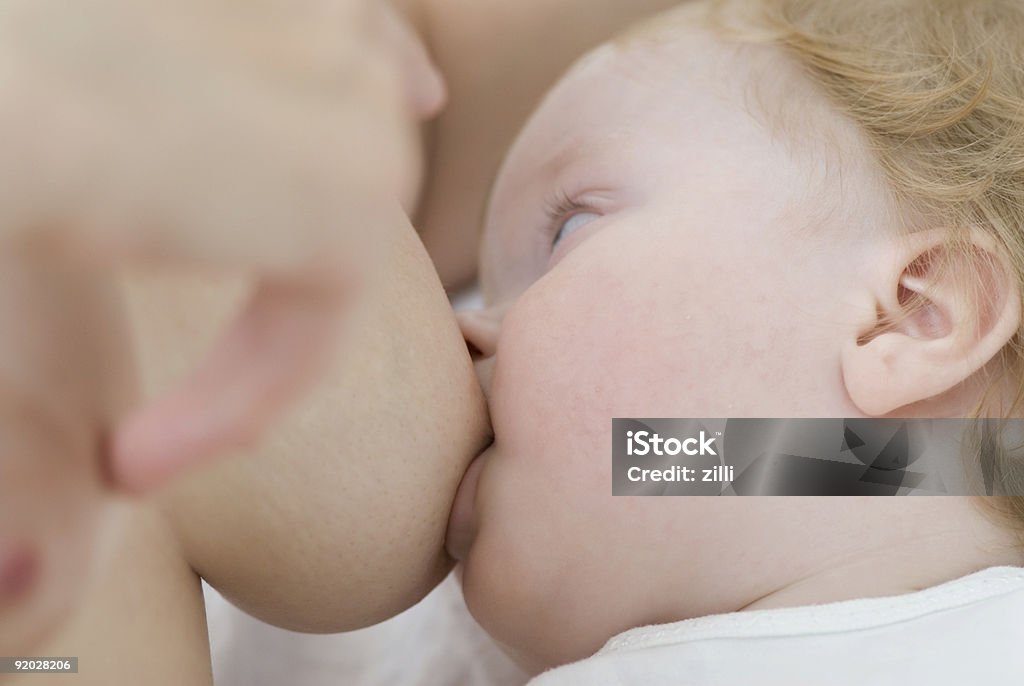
[0, 252, 132, 656]
[0, 0, 446, 658]
[0, 0, 444, 491]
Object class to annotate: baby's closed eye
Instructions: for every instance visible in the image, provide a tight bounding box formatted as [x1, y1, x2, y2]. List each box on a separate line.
[553, 211, 600, 247]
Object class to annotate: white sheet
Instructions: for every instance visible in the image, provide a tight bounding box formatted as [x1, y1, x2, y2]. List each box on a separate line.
[206, 574, 528, 686]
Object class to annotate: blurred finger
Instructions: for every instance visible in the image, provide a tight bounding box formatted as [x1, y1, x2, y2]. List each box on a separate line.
[110, 279, 351, 493]
[0, 0, 413, 271]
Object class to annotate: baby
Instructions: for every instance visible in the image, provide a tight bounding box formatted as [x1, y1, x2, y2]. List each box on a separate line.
[447, 0, 1024, 682]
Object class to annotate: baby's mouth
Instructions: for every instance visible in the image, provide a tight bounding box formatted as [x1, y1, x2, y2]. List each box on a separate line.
[444, 442, 492, 561]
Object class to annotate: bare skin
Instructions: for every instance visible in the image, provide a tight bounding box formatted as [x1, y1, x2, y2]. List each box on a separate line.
[147, 0, 686, 638]
[7, 212, 486, 684]
[0, 0, 435, 658]
[7, 1, 688, 681]
[447, 5, 1024, 670]
[149, 0, 685, 633]
[401, 0, 684, 291]
[8, 503, 213, 686]
[133, 213, 488, 633]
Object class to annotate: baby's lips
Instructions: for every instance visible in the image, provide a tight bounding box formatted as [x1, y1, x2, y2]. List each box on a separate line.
[445, 450, 489, 561]
[0, 542, 39, 608]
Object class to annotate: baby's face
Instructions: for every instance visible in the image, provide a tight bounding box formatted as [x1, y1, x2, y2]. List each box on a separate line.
[448, 7, 891, 672]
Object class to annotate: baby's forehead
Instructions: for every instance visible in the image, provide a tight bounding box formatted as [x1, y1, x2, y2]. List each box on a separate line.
[600, 8, 888, 227]
[480, 5, 892, 296]
[611, 6, 844, 135]
[563, 13, 874, 179]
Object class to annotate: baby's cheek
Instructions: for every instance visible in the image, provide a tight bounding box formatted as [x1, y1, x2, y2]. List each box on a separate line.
[472, 253, 709, 665]
[494, 244, 718, 467]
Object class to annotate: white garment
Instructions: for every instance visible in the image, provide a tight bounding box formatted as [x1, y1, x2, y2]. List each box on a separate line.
[529, 566, 1024, 686]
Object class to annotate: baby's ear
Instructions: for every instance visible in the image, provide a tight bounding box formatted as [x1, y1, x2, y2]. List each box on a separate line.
[841, 228, 1020, 416]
